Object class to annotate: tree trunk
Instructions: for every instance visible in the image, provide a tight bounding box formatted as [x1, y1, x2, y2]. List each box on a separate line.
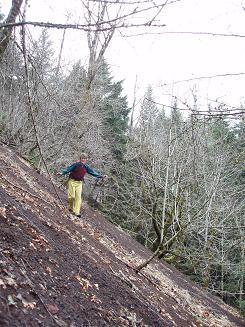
[0, 0, 23, 62]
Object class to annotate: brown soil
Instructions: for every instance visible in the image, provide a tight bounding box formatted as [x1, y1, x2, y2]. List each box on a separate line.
[0, 143, 244, 327]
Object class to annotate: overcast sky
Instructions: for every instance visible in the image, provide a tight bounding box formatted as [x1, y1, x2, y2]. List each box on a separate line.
[2, 0, 245, 113]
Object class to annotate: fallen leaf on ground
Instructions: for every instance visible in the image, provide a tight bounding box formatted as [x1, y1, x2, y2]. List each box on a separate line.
[2, 249, 11, 255]
[29, 242, 37, 250]
[5, 277, 17, 288]
[39, 283, 46, 290]
[46, 266, 52, 276]
[23, 299, 36, 309]
[0, 207, 7, 218]
[94, 232, 102, 240]
[16, 216, 24, 222]
[16, 293, 36, 309]
[0, 278, 6, 288]
[74, 275, 92, 291]
[7, 295, 17, 306]
[47, 303, 59, 314]
[202, 311, 210, 318]
[91, 295, 102, 303]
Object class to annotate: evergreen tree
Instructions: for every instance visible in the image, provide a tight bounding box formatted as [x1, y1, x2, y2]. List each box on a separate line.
[138, 85, 158, 140]
[94, 60, 130, 161]
[30, 29, 55, 81]
[0, 39, 26, 146]
[170, 97, 183, 129]
[0, 7, 4, 21]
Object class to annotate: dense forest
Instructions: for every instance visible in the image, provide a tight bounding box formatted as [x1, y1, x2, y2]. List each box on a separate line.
[0, 0, 244, 315]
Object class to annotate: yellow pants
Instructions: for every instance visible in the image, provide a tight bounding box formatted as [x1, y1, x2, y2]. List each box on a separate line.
[68, 179, 83, 215]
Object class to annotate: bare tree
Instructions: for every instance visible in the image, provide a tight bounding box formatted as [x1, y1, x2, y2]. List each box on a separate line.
[0, 0, 23, 62]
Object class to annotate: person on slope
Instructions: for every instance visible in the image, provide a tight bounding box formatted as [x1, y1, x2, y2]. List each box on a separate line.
[56, 153, 106, 218]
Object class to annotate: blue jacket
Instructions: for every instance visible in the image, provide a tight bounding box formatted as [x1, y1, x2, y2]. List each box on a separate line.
[61, 162, 103, 181]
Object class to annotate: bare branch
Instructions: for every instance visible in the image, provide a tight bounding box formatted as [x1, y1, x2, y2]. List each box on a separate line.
[121, 30, 245, 38]
[0, 20, 166, 31]
[161, 72, 245, 86]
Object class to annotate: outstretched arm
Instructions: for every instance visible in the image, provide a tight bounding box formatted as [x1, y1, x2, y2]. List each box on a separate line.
[85, 164, 104, 178]
[56, 163, 78, 176]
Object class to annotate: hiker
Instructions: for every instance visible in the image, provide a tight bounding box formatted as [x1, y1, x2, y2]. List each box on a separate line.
[56, 153, 106, 217]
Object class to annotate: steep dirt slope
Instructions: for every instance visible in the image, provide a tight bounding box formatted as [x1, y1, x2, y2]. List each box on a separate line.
[0, 143, 244, 327]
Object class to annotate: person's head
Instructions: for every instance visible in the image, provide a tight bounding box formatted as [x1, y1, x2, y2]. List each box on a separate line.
[80, 152, 89, 164]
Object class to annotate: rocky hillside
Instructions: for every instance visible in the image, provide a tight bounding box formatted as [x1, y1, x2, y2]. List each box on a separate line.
[0, 143, 244, 327]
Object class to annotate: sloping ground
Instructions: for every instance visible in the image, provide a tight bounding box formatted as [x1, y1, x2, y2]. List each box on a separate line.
[0, 143, 244, 327]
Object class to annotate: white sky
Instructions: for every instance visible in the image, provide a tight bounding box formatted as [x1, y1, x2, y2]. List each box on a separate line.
[2, 0, 245, 113]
